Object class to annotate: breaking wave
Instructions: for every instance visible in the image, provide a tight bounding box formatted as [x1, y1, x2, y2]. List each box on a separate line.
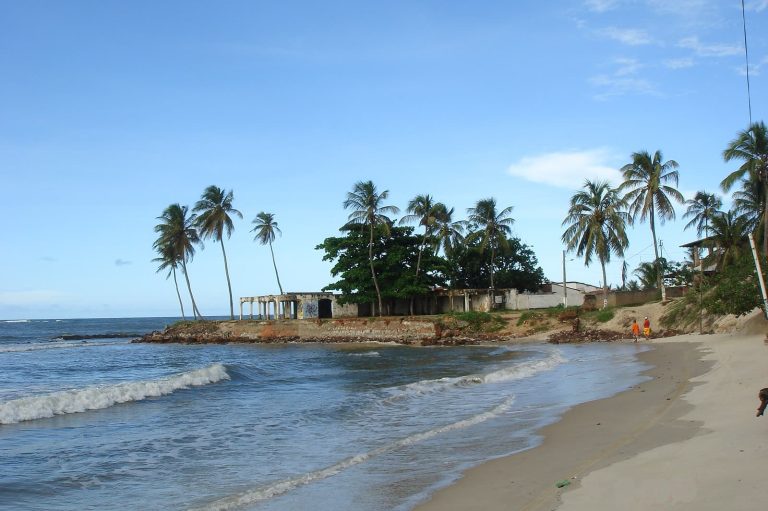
[0, 341, 125, 353]
[0, 363, 229, 424]
[190, 396, 515, 511]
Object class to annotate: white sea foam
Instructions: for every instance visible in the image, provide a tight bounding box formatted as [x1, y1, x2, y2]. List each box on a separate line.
[2, 319, 30, 323]
[348, 351, 380, 357]
[0, 341, 123, 353]
[0, 363, 229, 424]
[385, 348, 566, 400]
[190, 396, 515, 511]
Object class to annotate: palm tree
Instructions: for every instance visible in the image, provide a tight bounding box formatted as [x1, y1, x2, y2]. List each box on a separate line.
[562, 180, 629, 308]
[153, 204, 203, 319]
[722, 121, 768, 255]
[432, 203, 465, 257]
[342, 180, 400, 316]
[683, 191, 722, 237]
[620, 149, 684, 296]
[399, 194, 440, 314]
[633, 260, 666, 290]
[732, 178, 763, 236]
[252, 212, 284, 295]
[709, 210, 751, 270]
[193, 185, 242, 320]
[466, 198, 515, 289]
[152, 242, 186, 319]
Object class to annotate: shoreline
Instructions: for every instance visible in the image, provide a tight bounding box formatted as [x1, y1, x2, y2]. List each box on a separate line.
[414, 338, 714, 511]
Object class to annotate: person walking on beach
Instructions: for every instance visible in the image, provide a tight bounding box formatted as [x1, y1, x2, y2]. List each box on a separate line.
[643, 316, 651, 339]
[631, 319, 640, 342]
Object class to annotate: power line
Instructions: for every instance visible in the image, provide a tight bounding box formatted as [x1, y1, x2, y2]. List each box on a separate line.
[741, 0, 753, 125]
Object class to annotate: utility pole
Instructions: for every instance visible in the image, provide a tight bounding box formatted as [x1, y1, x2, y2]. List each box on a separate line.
[748, 233, 768, 319]
[562, 250, 568, 307]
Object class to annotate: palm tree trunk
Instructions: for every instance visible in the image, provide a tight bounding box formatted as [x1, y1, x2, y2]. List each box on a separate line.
[369, 224, 383, 317]
[762, 179, 768, 257]
[410, 229, 428, 315]
[490, 244, 496, 289]
[649, 209, 662, 291]
[269, 241, 284, 295]
[172, 267, 186, 320]
[601, 258, 609, 309]
[181, 259, 202, 319]
[220, 239, 234, 320]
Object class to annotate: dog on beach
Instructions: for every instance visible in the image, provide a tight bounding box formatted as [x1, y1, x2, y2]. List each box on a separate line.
[757, 388, 768, 417]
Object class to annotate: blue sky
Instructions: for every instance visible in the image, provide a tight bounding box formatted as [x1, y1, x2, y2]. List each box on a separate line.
[1, 0, 767, 319]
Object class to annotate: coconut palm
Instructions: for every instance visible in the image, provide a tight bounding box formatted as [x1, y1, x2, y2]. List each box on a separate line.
[153, 204, 203, 319]
[683, 191, 722, 237]
[152, 242, 186, 319]
[562, 180, 629, 308]
[399, 194, 440, 314]
[709, 210, 751, 270]
[252, 212, 284, 295]
[620, 149, 684, 294]
[193, 185, 242, 319]
[466, 198, 515, 289]
[432, 203, 465, 257]
[343, 180, 400, 316]
[722, 121, 768, 255]
[733, 178, 763, 235]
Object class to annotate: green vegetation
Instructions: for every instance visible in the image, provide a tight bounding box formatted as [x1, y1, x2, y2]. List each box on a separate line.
[444, 311, 506, 332]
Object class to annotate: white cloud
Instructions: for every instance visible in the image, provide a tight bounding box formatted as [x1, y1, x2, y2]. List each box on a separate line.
[613, 57, 643, 76]
[746, 0, 768, 12]
[584, 0, 621, 12]
[507, 149, 623, 189]
[739, 56, 768, 76]
[678, 36, 742, 57]
[599, 27, 652, 46]
[0, 290, 70, 306]
[664, 57, 696, 69]
[590, 58, 659, 99]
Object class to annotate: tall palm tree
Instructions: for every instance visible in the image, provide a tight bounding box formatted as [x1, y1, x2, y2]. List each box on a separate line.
[683, 191, 722, 237]
[343, 180, 400, 316]
[466, 198, 515, 289]
[252, 212, 284, 295]
[732, 178, 763, 236]
[709, 210, 751, 270]
[153, 204, 203, 319]
[194, 185, 242, 320]
[152, 242, 186, 319]
[722, 121, 768, 255]
[399, 194, 440, 314]
[562, 180, 629, 308]
[620, 149, 684, 295]
[432, 203, 464, 257]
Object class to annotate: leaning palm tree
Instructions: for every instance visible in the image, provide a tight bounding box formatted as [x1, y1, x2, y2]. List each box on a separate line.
[153, 204, 203, 319]
[193, 185, 242, 319]
[722, 121, 768, 255]
[252, 212, 284, 295]
[466, 198, 515, 289]
[432, 203, 464, 257]
[343, 180, 400, 316]
[620, 149, 684, 295]
[683, 191, 722, 237]
[733, 177, 763, 236]
[709, 210, 751, 270]
[562, 180, 629, 308]
[152, 242, 186, 319]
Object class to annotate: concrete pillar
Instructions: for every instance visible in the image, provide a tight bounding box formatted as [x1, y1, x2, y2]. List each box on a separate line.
[274, 298, 280, 319]
[249, 301, 253, 319]
[239, 300, 243, 321]
[464, 292, 470, 312]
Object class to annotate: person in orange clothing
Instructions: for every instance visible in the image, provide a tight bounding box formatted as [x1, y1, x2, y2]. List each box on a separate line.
[631, 319, 640, 342]
[643, 316, 651, 339]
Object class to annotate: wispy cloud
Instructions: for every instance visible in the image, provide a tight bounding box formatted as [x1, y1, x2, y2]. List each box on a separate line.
[0, 290, 70, 306]
[678, 36, 742, 57]
[745, 0, 768, 12]
[664, 57, 696, 69]
[739, 55, 768, 76]
[584, 0, 621, 12]
[590, 58, 659, 99]
[598, 27, 653, 46]
[507, 149, 623, 189]
[115, 259, 132, 266]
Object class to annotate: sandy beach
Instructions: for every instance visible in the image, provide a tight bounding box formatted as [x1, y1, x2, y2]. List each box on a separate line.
[416, 329, 768, 510]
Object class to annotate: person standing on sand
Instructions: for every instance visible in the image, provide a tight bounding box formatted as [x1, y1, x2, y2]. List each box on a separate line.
[643, 316, 651, 339]
[631, 319, 640, 342]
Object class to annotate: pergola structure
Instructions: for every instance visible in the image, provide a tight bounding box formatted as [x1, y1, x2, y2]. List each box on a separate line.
[239, 292, 335, 320]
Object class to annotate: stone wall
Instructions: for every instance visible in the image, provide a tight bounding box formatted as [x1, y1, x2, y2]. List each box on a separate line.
[216, 317, 438, 341]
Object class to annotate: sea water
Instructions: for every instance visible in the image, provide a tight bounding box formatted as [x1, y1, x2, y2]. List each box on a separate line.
[0, 318, 650, 511]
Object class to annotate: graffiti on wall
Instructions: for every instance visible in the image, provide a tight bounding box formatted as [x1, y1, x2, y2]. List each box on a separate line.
[302, 301, 319, 319]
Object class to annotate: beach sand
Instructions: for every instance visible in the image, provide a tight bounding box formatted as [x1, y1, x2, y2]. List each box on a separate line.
[415, 331, 768, 511]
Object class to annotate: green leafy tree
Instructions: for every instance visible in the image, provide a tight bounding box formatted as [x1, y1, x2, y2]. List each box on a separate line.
[702, 254, 763, 317]
[722, 121, 768, 255]
[562, 180, 629, 308]
[252, 212, 284, 294]
[465, 198, 515, 289]
[683, 191, 722, 237]
[153, 204, 203, 319]
[194, 185, 242, 319]
[620, 149, 684, 293]
[432, 203, 465, 257]
[342, 181, 400, 316]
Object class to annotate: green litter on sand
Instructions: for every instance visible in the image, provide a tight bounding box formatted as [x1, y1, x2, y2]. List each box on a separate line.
[556, 480, 571, 488]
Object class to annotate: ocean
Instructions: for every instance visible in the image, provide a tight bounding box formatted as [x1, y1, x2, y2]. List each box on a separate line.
[0, 317, 650, 511]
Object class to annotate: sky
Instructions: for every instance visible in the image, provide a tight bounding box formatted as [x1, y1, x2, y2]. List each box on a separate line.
[1, 0, 767, 319]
